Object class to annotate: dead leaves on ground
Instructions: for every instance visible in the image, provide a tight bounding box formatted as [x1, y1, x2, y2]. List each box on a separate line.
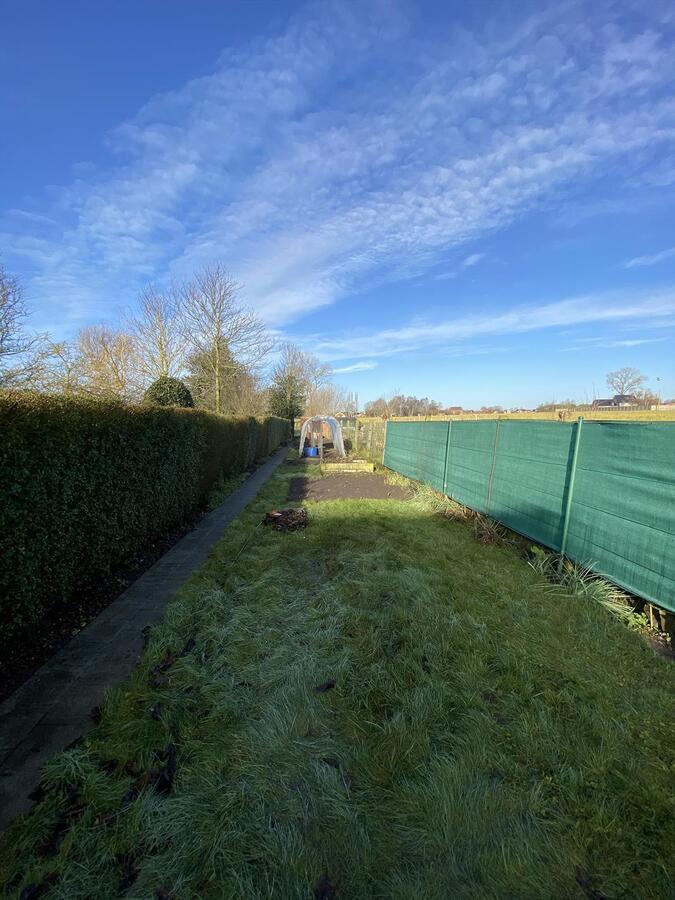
[120, 742, 178, 808]
[149, 637, 196, 687]
[263, 508, 308, 532]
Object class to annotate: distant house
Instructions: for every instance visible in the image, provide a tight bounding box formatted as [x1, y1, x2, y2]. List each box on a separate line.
[445, 406, 463, 415]
[592, 394, 639, 409]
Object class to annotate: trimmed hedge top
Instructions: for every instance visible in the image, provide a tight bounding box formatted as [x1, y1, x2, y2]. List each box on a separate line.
[143, 376, 194, 408]
[0, 391, 288, 640]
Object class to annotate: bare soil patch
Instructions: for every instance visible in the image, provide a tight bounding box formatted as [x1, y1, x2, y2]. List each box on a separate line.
[288, 473, 411, 502]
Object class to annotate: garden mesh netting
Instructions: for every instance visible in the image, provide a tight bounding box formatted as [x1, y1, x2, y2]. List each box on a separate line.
[384, 419, 675, 612]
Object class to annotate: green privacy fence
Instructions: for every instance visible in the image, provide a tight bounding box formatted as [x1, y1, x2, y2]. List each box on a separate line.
[383, 419, 675, 613]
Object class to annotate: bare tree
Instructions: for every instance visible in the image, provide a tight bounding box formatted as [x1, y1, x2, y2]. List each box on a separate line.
[178, 266, 273, 414]
[0, 264, 49, 388]
[38, 341, 84, 394]
[277, 343, 332, 395]
[274, 342, 336, 414]
[0, 264, 28, 365]
[364, 396, 390, 417]
[76, 325, 139, 401]
[606, 367, 647, 396]
[270, 343, 338, 418]
[126, 286, 185, 384]
[227, 370, 268, 417]
[187, 342, 268, 415]
[305, 382, 349, 416]
[384, 393, 443, 417]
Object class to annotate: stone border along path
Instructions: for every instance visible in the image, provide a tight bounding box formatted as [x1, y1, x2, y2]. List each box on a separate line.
[0, 446, 289, 831]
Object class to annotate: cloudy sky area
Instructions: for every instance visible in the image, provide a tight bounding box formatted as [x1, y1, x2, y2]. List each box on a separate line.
[2, 0, 674, 406]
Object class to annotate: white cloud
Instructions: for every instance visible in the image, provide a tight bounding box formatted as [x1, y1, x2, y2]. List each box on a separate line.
[305, 288, 675, 360]
[332, 360, 378, 373]
[462, 253, 485, 267]
[434, 271, 457, 281]
[561, 336, 667, 351]
[624, 246, 675, 268]
[2, 1, 675, 334]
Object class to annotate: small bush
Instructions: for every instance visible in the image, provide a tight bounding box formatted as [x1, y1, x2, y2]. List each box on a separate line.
[143, 376, 194, 408]
[0, 391, 287, 640]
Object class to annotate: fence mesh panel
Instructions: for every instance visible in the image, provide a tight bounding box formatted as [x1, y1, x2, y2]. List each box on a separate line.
[383, 420, 447, 491]
[444, 420, 497, 513]
[383, 419, 675, 613]
[566, 422, 675, 608]
[487, 421, 575, 549]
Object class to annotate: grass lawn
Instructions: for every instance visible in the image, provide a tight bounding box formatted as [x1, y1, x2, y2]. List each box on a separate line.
[1, 459, 673, 899]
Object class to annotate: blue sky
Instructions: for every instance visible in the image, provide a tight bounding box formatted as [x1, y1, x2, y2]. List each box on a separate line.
[1, 0, 674, 408]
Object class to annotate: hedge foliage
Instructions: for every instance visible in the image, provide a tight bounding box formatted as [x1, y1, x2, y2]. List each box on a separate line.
[143, 376, 194, 408]
[0, 391, 288, 639]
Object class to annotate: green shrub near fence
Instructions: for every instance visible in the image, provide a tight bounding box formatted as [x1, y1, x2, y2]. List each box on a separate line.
[0, 391, 288, 639]
[384, 418, 675, 613]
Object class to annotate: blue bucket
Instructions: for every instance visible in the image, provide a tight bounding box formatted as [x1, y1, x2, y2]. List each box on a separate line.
[304, 447, 319, 457]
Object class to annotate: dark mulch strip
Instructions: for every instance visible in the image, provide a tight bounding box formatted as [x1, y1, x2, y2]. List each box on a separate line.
[0, 513, 206, 703]
[288, 473, 411, 502]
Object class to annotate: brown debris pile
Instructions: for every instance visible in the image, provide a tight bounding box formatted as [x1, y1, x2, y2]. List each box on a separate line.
[263, 508, 308, 532]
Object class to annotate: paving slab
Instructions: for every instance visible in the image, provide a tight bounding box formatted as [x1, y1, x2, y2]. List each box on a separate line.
[0, 446, 288, 831]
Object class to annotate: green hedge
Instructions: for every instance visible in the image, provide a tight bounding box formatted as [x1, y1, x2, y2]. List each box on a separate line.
[0, 392, 288, 639]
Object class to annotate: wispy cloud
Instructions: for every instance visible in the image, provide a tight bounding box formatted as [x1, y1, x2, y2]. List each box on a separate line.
[332, 360, 378, 373]
[434, 251, 486, 280]
[2, 0, 675, 335]
[306, 288, 675, 360]
[561, 336, 667, 351]
[462, 253, 485, 268]
[434, 271, 457, 281]
[624, 246, 675, 268]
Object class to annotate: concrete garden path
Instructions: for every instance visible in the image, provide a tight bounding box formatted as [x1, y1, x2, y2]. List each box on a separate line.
[0, 446, 288, 830]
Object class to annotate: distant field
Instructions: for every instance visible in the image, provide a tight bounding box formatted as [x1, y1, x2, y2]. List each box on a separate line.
[359, 409, 675, 423]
